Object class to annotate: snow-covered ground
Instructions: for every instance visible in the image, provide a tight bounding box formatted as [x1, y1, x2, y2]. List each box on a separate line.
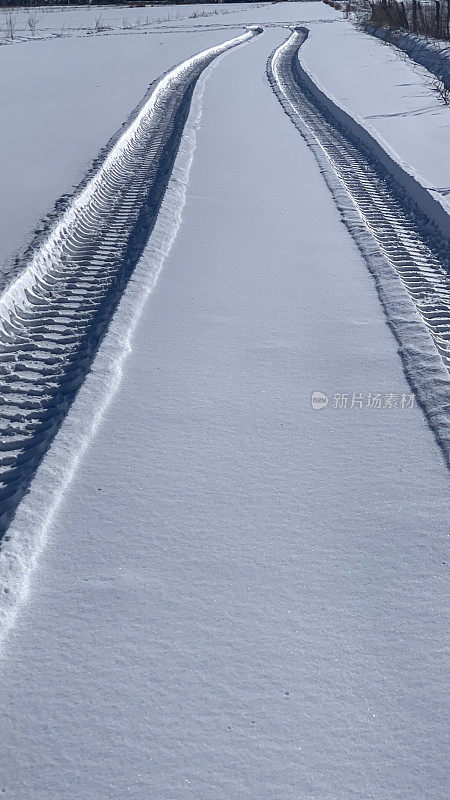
[299, 13, 450, 216]
[0, 4, 448, 799]
[0, 1, 271, 42]
[365, 25, 450, 90]
[0, 3, 293, 283]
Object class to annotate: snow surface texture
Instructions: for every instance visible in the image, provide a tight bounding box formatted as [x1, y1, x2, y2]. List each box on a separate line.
[299, 32, 450, 238]
[0, 27, 260, 634]
[268, 28, 450, 463]
[0, 2, 270, 46]
[365, 25, 450, 90]
[0, 2, 335, 279]
[299, 15, 450, 220]
[0, 25, 448, 800]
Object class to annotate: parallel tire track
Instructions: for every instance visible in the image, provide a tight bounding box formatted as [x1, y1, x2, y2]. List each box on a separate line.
[0, 28, 260, 538]
[269, 28, 450, 462]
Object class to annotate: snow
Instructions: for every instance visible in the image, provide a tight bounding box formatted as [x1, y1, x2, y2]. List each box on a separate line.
[0, 1, 271, 42]
[0, 26, 250, 286]
[0, 27, 257, 318]
[300, 15, 450, 217]
[365, 26, 450, 90]
[0, 14, 448, 800]
[0, 26, 261, 624]
[269, 28, 450, 460]
[0, 2, 335, 283]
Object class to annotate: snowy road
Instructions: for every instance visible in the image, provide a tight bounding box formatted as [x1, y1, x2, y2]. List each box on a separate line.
[270, 28, 450, 460]
[0, 22, 448, 800]
[0, 28, 259, 536]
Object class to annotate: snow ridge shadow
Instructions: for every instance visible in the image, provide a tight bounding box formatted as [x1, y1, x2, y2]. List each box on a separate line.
[269, 28, 450, 465]
[0, 29, 259, 540]
[365, 25, 450, 91]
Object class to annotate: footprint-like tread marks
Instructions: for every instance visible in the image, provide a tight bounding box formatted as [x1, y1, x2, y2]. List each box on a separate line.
[0, 29, 259, 538]
[270, 30, 450, 370]
[269, 29, 450, 461]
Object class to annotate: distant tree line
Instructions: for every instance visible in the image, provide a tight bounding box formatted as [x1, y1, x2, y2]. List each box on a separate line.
[365, 0, 450, 41]
[0, 0, 265, 7]
[323, 0, 450, 43]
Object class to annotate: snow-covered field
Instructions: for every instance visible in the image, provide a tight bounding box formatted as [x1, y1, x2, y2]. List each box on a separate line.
[0, 3, 276, 281]
[0, 3, 448, 799]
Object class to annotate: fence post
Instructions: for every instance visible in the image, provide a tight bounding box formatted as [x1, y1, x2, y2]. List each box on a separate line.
[435, 0, 441, 35]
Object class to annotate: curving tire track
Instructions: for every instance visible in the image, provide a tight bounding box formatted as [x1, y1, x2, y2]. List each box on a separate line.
[0, 28, 260, 539]
[269, 28, 450, 464]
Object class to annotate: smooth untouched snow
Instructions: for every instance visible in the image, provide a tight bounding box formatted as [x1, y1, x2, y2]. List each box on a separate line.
[0, 23, 448, 800]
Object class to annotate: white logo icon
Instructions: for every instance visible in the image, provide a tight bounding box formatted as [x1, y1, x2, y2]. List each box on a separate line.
[311, 391, 328, 410]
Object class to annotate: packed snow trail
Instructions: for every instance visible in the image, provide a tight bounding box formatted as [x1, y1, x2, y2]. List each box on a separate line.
[0, 28, 259, 538]
[0, 28, 448, 800]
[269, 28, 450, 463]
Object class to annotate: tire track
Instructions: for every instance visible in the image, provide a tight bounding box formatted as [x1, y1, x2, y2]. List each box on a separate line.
[269, 28, 450, 463]
[0, 28, 260, 539]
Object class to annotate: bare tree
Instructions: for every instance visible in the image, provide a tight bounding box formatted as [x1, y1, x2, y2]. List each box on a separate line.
[429, 72, 450, 102]
[364, 0, 450, 41]
[94, 13, 104, 33]
[5, 9, 16, 41]
[27, 10, 40, 38]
